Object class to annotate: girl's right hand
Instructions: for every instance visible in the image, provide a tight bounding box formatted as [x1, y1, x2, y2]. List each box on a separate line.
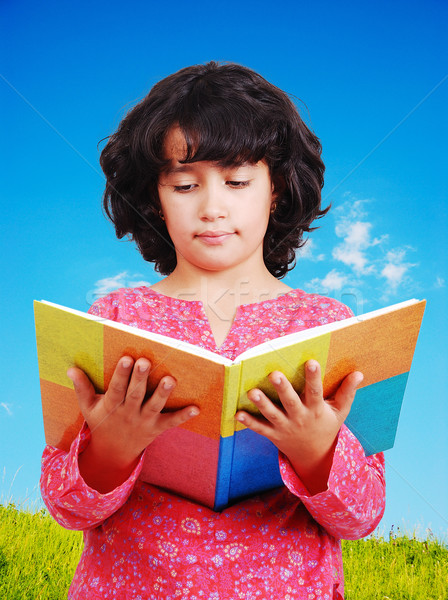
[67, 356, 200, 493]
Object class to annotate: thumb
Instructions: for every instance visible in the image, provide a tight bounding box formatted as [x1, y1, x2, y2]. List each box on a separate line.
[67, 367, 96, 416]
[333, 371, 364, 418]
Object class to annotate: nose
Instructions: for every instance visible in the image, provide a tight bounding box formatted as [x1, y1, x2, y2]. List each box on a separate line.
[198, 181, 228, 221]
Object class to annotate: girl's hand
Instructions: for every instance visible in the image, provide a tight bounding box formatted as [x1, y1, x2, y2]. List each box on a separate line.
[235, 360, 363, 495]
[67, 356, 200, 493]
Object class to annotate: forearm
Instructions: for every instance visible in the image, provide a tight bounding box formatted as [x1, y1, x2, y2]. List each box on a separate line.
[280, 425, 386, 540]
[78, 436, 142, 494]
[40, 423, 143, 531]
[287, 436, 339, 496]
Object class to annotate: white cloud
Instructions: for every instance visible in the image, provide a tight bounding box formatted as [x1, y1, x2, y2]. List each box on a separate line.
[333, 222, 373, 274]
[93, 272, 129, 296]
[332, 199, 386, 275]
[380, 249, 417, 294]
[307, 269, 351, 292]
[327, 196, 420, 298]
[1, 403, 13, 416]
[435, 276, 446, 289]
[90, 271, 152, 300]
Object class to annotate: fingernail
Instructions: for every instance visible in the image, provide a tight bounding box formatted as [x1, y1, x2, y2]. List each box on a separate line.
[189, 408, 199, 417]
[251, 392, 261, 402]
[163, 379, 174, 390]
[138, 361, 149, 373]
[307, 362, 317, 373]
[236, 413, 245, 422]
[273, 376, 282, 385]
[122, 358, 132, 369]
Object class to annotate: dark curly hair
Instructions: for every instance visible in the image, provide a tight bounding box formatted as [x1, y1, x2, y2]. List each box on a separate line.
[100, 61, 327, 278]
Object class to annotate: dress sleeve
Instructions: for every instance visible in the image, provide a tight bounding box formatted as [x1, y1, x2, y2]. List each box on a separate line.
[279, 425, 385, 540]
[87, 293, 118, 319]
[40, 423, 146, 531]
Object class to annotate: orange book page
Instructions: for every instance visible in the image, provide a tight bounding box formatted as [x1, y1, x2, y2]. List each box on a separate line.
[102, 327, 224, 440]
[323, 301, 426, 397]
[40, 379, 85, 451]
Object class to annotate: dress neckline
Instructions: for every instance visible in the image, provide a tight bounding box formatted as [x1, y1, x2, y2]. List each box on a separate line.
[142, 287, 303, 352]
[143, 286, 302, 310]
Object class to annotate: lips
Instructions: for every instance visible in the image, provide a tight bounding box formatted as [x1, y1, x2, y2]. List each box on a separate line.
[196, 231, 235, 245]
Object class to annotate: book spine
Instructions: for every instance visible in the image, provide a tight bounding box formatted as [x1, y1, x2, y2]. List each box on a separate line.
[213, 364, 241, 511]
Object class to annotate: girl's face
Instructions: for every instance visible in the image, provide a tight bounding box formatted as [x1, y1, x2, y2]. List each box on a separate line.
[157, 127, 276, 277]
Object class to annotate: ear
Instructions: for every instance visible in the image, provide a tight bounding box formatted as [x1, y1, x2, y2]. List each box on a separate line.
[271, 174, 286, 200]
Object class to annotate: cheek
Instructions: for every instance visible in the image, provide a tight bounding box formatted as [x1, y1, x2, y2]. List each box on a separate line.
[163, 211, 191, 242]
[160, 201, 182, 226]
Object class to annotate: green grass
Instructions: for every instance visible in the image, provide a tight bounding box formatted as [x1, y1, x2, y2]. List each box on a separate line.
[1, 503, 447, 599]
[0, 503, 83, 599]
[342, 531, 448, 599]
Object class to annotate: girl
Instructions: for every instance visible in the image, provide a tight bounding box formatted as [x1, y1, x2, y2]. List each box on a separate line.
[40, 61, 385, 599]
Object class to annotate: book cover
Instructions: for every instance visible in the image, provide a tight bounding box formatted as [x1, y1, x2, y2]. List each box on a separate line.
[34, 298, 425, 510]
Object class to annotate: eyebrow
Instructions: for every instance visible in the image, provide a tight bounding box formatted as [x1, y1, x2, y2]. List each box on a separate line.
[163, 164, 197, 176]
[162, 161, 258, 176]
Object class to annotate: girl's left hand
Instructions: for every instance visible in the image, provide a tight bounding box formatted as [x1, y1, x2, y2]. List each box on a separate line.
[235, 360, 363, 495]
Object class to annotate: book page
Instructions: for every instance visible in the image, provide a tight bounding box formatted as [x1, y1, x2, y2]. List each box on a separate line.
[234, 298, 420, 362]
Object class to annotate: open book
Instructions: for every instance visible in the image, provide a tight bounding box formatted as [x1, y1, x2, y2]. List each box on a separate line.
[34, 298, 425, 510]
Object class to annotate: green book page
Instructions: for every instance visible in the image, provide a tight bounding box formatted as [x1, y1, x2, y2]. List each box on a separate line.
[236, 332, 332, 412]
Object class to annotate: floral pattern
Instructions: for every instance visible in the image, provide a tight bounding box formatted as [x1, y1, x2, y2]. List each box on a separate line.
[40, 287, 385, 599]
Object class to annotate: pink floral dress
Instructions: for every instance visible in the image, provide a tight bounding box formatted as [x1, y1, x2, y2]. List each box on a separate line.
[40, 288, 385, 599]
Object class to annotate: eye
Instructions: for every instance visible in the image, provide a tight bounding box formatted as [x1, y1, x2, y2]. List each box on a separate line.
[173, 184, 197, 193]
[226, 180, 250, 189]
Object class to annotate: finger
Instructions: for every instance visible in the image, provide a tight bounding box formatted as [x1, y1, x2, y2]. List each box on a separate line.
[67, 367, 96, 415]
[333, 371, 364, 418]
[303, 360, 324, 408]
[124, 358, 152, 410]
[268, 371, 303, 417]
[105, 356, 134, 409]
[246, 388, 287, 427]
[155, 405, 200, 434]
[141, 376, 177, 416]
[234, 410, 276, 442]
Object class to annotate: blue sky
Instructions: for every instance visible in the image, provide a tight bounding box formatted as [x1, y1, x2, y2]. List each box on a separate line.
[1, 0, 447, 539]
